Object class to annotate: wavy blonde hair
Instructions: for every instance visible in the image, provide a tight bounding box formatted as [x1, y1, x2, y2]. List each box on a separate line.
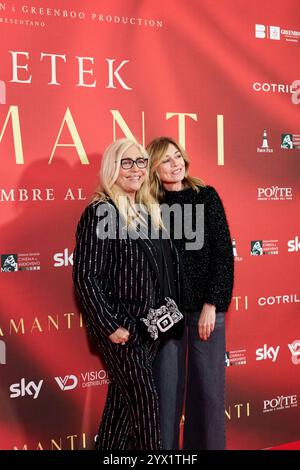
[146, 136, 205, 201]
[92, 138, 163, 229]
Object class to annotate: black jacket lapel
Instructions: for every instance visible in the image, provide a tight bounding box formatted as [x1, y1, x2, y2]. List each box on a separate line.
[134, 224, 161, 285]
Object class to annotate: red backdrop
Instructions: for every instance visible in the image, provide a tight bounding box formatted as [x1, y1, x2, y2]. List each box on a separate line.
[0, 0, 299, 450]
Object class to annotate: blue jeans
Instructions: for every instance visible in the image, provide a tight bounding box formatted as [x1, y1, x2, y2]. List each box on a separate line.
[153, 311, 226, 450]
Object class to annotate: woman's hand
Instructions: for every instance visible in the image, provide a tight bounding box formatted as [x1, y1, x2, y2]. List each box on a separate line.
[198, 303, 216, 341]
[109, 327, 130, 344]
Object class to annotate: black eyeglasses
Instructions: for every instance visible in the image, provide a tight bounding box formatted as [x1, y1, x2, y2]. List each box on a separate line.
[118, 158, 149, 169]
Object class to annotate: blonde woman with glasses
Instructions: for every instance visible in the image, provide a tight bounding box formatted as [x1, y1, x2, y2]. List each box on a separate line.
[73, 138, 181, 450]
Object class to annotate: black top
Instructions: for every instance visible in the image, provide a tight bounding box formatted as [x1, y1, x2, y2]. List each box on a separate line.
[151, 238, 177, 302]
[150, 236, 183, 340]
[162, 185, 234, 313]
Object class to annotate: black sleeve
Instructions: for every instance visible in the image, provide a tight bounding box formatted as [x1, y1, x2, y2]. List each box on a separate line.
[203, 186, 234, 312]
[72, 202, 121, 339]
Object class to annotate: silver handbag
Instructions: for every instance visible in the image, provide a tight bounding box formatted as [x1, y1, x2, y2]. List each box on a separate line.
[140, 297, 183, 341]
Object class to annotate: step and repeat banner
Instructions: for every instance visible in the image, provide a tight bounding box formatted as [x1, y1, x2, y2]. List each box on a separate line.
[0, 0, 299, 450]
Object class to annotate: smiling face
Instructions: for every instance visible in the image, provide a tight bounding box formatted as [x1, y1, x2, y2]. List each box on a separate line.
[115, 145, 147, 197]
[156, 143, 185, 186]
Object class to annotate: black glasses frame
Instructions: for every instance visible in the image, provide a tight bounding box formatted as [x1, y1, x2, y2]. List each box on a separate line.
[117, 158, 149, 169]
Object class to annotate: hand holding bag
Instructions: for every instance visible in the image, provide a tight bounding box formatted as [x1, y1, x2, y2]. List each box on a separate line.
[140, 296, 183, 340]
[140, 247, 183, 340]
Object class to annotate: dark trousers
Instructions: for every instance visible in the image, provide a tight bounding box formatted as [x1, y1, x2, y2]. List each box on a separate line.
[153, 311, 226, 450]
[96, 336, 161, 450]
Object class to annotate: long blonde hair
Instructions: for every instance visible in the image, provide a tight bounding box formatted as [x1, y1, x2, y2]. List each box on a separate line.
[146, 136, 205, 201]
[92, 138, 163, 229]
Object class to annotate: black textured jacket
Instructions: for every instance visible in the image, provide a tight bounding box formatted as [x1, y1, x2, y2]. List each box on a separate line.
[162, 185, 234, 313]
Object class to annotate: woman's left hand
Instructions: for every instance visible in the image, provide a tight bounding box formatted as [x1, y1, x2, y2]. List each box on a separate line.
[108, 326, 130, 344]
[198, 303, 216, 341]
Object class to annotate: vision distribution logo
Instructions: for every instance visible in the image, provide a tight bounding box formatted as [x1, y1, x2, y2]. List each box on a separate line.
[9, 371, 110, 399]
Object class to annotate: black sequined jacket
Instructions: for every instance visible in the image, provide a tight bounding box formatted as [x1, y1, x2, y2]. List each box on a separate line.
[162, 185, 234, 313]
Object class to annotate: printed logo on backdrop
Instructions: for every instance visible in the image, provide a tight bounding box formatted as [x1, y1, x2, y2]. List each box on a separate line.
[0, 4, 164, 29]
[11, 432, 135, 451]
[1, 253, 41, 272]
[263, 395, 298, 413]
[55, 375, 78, 391]
[251, 240, 279, 256]
[257, 129, 273, 153]
[0, 312, 84, 337]
[257, 187, 293, 201]
[9, 372, 109, 399]
[232, 295, 249, 311]
[255, 24, 280, 40]
[0, 79, 6, 104]
[288, 236, 300, 253]
[281, 133, 293, 149]
[250, 241, 263, 256]
[55, 370, 110, 391]
[0, 340, 6, 364]
[257, 130, 300, 153]
[9, 378, 43, 399]
[225, 402, 250, 420]
[255, 24, 300, 43]
[281, 133, 300, 150]
[258, 294, 300, 307]
[0, 188, 86, 202]
[256, 344, 280, 362]
[291, 80, 300, 105]
[225, 350, 247, 367]
[13, 432, 90, 450]
[1, 254, 18, 272]
[81, 370, 110, 388]
[53, 248, 73, 267]
[232, 238, 243, 262]
[253, 82, 294, 94]
[288, 340, 300, 365]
